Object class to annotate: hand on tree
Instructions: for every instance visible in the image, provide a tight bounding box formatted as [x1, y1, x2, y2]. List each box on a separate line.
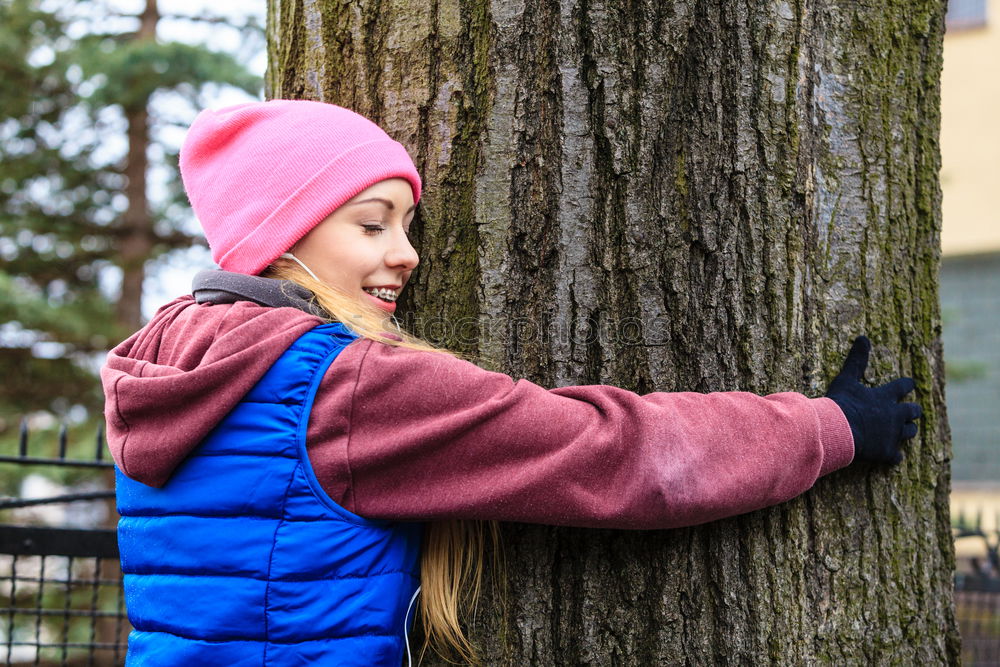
[825, 335, 922, 465]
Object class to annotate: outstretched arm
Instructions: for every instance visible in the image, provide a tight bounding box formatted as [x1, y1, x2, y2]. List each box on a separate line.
[307, 339, 881, 529]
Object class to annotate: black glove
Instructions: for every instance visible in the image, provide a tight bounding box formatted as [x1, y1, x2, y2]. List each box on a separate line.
[825, 336, 922, 465]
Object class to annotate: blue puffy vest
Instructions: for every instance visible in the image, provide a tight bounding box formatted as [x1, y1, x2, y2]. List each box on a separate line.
[116, 323, 423, 666]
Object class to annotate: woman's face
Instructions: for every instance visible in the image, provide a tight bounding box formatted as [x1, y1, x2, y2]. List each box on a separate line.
[290, 178, 418, 315]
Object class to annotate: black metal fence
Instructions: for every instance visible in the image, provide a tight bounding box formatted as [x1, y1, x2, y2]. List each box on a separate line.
[954, 507, 1000, 667]
[1, 421, 128, 666]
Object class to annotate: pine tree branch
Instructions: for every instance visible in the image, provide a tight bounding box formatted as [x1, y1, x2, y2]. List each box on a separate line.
[92, 10, 263, 31]
[159, 13, 262, 31]
[152, 229, 206, 250]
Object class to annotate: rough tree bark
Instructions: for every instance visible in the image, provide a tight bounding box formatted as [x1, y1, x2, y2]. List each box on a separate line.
[267, 0, 958, 663]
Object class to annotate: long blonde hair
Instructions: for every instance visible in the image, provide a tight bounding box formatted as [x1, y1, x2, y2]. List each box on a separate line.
[263, 258, 503, 664]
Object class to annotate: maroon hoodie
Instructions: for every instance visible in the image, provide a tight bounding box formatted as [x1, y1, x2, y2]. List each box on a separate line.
[102, 283, 854, 529]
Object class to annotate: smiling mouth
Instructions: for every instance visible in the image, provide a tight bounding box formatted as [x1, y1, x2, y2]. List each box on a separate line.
[363, 287, 399, 303]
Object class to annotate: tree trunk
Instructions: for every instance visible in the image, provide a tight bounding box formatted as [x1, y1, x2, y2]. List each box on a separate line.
[267, 0, 958, 663]
[115, 0, 158, 333]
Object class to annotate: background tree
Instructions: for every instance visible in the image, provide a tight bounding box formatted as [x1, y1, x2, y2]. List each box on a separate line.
[0, 0, 261, 424]
[268, 0, 958, 663]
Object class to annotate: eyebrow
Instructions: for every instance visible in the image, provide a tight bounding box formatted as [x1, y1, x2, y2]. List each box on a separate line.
[344, 197, 417, 214]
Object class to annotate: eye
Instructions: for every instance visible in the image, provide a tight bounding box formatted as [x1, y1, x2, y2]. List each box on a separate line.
[362, 223, 386, 235]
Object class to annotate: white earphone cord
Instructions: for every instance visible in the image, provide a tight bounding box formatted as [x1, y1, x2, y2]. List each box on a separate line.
[279, 252, 320, 282]
[283, 248, 420, 664]
[404, 585, 421, 667]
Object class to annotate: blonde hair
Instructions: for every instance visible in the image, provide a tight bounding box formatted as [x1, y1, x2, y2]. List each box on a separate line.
[263, 258, 503, 664]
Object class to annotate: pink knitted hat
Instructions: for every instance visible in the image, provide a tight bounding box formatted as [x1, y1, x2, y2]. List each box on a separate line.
[179, 99, 422, 275]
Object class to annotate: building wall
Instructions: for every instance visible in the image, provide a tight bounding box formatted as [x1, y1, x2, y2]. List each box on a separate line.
[942, 251, 1000, 485]
[941, 0, 1000, 255]
[940, 0, 999, 555]
[941, 252, 1000, 565]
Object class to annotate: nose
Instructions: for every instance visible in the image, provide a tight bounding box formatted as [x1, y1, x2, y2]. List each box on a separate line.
[386, 228, 420, 270]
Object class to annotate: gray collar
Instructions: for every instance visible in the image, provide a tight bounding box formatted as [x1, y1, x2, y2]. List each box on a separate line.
[191, 270, 327, 318]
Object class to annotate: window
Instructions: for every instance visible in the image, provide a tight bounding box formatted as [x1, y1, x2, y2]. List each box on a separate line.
[946, 0, 988, 31]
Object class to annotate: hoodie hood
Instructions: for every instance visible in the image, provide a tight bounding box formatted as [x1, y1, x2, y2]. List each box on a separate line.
[191, 269, 328, 317]
[101, 275, 324, 487]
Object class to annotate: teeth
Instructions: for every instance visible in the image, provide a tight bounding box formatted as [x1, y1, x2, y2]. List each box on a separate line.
[364, 287, 398, 302]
